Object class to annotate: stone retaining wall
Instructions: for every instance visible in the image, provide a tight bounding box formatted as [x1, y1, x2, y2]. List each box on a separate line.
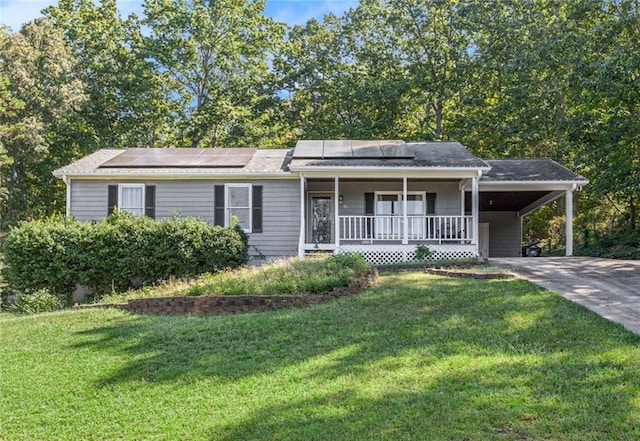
[424, 268, 513, 279]
[79, 269, 377, 316]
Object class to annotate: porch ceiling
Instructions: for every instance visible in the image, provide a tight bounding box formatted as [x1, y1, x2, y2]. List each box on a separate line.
[305, 177, 462, 183]
[465, 191, 552, 212]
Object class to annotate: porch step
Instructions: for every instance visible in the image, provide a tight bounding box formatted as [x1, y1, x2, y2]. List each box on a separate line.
[305, 250, 335, 260]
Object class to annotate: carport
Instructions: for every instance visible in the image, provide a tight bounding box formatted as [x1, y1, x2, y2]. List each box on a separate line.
[464, 159, 588, 258]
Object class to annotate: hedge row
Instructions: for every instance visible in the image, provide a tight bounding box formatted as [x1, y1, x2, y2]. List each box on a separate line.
[1, 213, 248, 305]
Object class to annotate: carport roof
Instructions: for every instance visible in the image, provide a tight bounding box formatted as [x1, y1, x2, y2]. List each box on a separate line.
[481, 159, 587, 183]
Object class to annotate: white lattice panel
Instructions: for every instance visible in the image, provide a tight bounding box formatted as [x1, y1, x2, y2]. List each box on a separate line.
[338, 244, 477, 265]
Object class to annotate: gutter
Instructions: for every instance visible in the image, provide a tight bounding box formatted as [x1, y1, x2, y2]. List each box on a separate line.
[288, 165, 492, 173]
[53, 172, 298, 181]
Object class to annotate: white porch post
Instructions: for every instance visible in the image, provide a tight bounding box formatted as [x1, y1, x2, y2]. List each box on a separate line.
[566, 185, 575, 256]
[402, 177, 408, 245]
[472, 175, 479, 248]
[298, 174, 306, 258]
[334, 176, 340, 251]
[460, 188, 465, 217]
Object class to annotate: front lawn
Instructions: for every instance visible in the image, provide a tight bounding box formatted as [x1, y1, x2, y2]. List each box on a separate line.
[1, 272, 639, 440]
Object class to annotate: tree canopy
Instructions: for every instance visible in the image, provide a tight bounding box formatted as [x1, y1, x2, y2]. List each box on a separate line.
[0, 0, 638, 246]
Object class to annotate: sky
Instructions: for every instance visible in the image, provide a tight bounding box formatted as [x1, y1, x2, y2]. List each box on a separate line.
[0, 0, 359, 31]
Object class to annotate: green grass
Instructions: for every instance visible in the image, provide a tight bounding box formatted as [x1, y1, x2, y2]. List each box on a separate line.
[2, 272, 640, 440]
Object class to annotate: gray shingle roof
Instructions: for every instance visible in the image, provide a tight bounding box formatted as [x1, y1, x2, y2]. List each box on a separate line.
[53, 144, 587, 186]
[289, 141, 489, 169]
[54, 148, 292, 176]
[481, 159, 587, 182]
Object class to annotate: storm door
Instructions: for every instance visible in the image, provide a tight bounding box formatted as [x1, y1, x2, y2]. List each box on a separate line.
[310, 195, 333, 244]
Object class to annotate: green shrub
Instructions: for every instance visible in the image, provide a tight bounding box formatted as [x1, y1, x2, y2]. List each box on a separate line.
[414, 244, 433, 261]
[1, 213, 248, 304]
[9, 289, 63, 315]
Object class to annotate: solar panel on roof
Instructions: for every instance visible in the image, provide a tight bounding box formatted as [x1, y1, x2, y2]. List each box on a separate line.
[292, 140, 413, 160]
[351, 140, 383, 158]
[98, 148, 256, 168]
[323, 140, 353, 158]
[292, 140, 323, 158]
[380, 142, 414, 158]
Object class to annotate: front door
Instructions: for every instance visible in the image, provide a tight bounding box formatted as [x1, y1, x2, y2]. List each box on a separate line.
[310, 196, 333, 244]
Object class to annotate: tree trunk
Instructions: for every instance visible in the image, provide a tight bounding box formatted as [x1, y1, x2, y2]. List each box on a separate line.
[434, 98, 443, 140]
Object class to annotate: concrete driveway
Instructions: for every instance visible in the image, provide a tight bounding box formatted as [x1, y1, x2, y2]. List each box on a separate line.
[491, 257, 640, 335]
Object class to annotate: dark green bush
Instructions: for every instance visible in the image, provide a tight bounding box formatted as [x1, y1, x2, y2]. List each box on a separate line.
[8, 289, 63, 314]
[1, 213, 248, 304]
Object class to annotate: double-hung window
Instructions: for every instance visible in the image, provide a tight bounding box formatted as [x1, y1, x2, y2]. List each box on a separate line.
[118, 184, 145, 216]
[214, 184, 263, 233]
[108, 184, 156, 218]
[226, 184, 251, 231]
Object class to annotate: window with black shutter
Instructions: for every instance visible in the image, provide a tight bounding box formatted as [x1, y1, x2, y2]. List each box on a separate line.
[107, 184, 155, 218]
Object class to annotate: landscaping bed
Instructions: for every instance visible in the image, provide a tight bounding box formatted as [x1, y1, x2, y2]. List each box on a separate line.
[81, 254, 372, 315]
[80, 268, 377, 316]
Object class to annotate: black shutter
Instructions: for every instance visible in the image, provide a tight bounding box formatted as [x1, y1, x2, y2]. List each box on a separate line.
[364, 192, 374, 215]
[252, 185, 263, 233]
[214, 185, 225, 226]
[145, 185, 156, 219]
[426, 193, 436, 214]
[364, 192, 375, 238]
[108, 185, 118, 215]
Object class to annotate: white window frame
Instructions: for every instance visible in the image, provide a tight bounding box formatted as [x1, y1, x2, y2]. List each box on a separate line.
[118, 183, 145, 216]
[225, 183, 252, 233]
[374, 191, 426, 216]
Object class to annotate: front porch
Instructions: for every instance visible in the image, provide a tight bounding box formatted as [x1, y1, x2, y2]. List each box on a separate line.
[297, 175, 481, 264]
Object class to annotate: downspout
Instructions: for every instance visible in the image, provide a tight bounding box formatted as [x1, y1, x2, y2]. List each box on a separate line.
[62, 175, 71, 220]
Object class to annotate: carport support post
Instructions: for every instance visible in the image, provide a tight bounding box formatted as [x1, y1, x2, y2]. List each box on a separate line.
[472, 175, 479, 247]
[566, 186, 575, 256]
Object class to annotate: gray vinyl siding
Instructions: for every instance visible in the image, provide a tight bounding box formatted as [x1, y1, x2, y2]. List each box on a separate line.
[69, 179, 300, 260]
[479, 211, 522, 257]
[70, 181, 109, 221]
[245, 180, 300, 260]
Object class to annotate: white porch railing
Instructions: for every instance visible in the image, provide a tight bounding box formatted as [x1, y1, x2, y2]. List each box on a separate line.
[339, 215, 473, 242]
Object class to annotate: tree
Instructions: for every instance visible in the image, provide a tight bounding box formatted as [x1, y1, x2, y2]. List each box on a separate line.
[350, 0, 471, 140]
[569, 0, 640, 232]
[275, 15, 366, 139]
[45, 0, 174, 149]
[143, 0, 285, 147]
[0, 19, 87, 222]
